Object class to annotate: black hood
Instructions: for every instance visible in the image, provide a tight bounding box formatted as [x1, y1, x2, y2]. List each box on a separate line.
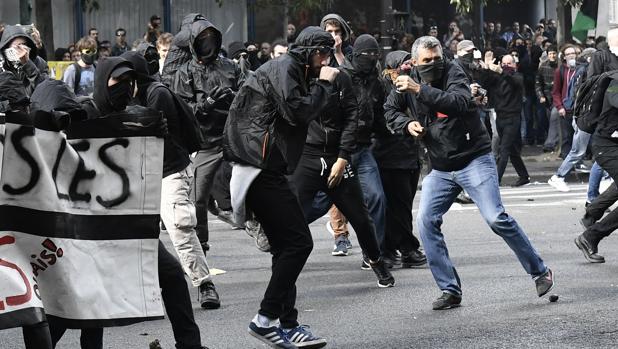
[288, 26, 335, 65]
[189, 17, 222, 63]
[172, 13, 206, 49]
[120, 51, 156, 84]
[93, 57, 135, 115]
[0, 25, 38, 61]
[30, 79, 87, 124]
[320, 13, 352, 42]
[385, 50, 411, 69]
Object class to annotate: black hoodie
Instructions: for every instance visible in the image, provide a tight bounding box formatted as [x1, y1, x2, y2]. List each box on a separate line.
[223, 26, 335, 174]
[372, 51, 421, 170]
[122, 51, 190, 177]
[167, 17, 242, 149]
[0, 25, 48, 96]
[93, 57, 135, 116]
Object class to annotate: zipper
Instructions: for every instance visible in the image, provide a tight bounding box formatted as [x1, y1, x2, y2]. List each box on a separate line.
[262, 132, 269, 161]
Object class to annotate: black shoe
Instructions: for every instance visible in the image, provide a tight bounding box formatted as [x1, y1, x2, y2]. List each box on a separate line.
[580, 215, 595, 229]
[574, 234, 605, 263]
[454, 191, 474, 204]
[401, 249, 427, 268]
[383, 250, 402, 269]
[199, 281, 221, 309]
[360, 255, 371, 270]
[512, 177, 531, 187]
[534, 268, 554, 297]
[432, 292, 462, 310]
[370, 258, 395, 288]
[200, 242, 210, 253]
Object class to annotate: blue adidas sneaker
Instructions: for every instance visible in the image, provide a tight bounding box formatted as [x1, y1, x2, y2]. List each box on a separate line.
[284, 325, 327, 349]
[248, 318, 297, 348]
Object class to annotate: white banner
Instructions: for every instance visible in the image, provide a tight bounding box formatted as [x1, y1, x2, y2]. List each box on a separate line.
[0, 112, 165, 329]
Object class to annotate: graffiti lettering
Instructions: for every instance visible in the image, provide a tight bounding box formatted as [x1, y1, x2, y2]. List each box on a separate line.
[51, 138, 70, 200]
[0, 235, 32, 310]
[68, 140, 96, 202]
[2, 127, 40, 195]
[96, 139, 130, 208]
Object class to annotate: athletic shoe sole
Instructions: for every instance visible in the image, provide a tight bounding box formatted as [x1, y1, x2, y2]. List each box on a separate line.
[332, 250, 350, 256]
[293, 339, 327, 349]
[377, 279, 395, 288]
[433, 303, 461, 310]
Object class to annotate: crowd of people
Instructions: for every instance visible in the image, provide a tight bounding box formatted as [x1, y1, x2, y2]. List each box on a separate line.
[1, 9, 618, 349]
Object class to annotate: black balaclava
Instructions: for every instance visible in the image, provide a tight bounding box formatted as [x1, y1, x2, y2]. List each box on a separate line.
[93, 57, 135, 114]
[416, 59, 445, 84]
[108, 78, 133, 111]
[352, 34, 380, 75]
[195, 29, 218, 64]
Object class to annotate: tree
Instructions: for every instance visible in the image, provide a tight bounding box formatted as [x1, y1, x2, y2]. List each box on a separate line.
[449, 0, 585, 13]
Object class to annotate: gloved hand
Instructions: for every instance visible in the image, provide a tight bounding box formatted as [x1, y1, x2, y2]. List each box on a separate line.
[199, 86, 234, 114]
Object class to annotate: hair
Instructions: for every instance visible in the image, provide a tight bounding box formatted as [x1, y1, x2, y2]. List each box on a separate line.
[150, 14, 161, 22]
[323, 19, 342, 30]
[88, 27, 97, 34]
[271, 38, 288, 49]
[157, 32, 173, 47]
[116, 28, 126, 36]
[546, 45, 557, 53]
[411, 36, 442, 60]
[76, 36, 97, 51]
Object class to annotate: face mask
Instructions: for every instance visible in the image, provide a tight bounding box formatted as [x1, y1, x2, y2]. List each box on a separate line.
[82, 53, 96, 65]
[147, 60, 160, 75]
[353, 54, 378, 74]
[195, 36, 217, 64]
[567, 58, 576, 68]
[459, 53, 473, 64]
[416, 59, 445, 83]
[610, 47, 618, 57]
[501, 65, 516, 74]
[108, 81, 132, 111]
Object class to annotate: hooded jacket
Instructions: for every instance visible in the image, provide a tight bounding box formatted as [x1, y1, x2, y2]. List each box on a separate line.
[167, 17, 242, 149]
[588, 48, 618, 78]
[304, 68, 357, 161]
[320, 13, 353, 66]
[384, 60, 491, 172]
[29, 79, 86, 130]
[372, 51, 420, 170]
[339, 56, 389, 146]
[91, 56, 135, 116]
[223, 26, 335, 174]
[122, 51, 190, 177]
[161, 13, 205, 86]
[0, 25, 48, 96]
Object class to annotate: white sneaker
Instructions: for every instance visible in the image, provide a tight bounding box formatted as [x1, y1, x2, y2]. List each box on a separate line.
[548, 175, 570, 192]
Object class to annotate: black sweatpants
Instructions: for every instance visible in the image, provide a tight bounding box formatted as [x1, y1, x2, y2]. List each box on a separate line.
[23, 321, 53, 349]
[496, 114, 529, 182]
[49, 241, 202, 349]
[380, 168, 421, 253]
[246, 170, 314, 329]
[584, 136, 618, 245]
[291, 152, 381, 260]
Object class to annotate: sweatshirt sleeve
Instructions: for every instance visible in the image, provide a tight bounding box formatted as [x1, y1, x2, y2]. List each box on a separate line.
[551, 66, 563, 109]
[384, 87, 414, 136]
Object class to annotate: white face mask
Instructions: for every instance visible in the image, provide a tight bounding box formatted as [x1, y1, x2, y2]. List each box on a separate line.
[567, 58, 576, 67]
[611, 47, 618, 57]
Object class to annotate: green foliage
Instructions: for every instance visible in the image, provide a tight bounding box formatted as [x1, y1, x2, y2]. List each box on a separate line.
[450, 0, 585, 13]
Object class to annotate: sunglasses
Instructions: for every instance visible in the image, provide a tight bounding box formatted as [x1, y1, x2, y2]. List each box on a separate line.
[80, 48, 97, 55]
[430, 26, 438, 30]
[116, 33, 126, 37]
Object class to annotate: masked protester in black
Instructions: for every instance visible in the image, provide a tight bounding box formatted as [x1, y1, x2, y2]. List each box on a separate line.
[167, 16, 243, 258]
[135, 42, 161, 80]
[224, 26, 338, 349]
[0, 25, 48, 108]
[289, 37, 395, 286]
[307, 35, 390, 268]
[373, 50, 427, 268]
[121, 51, 210, 348]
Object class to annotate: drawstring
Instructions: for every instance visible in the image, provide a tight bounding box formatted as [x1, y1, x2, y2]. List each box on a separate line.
[320, 157, 327, 177]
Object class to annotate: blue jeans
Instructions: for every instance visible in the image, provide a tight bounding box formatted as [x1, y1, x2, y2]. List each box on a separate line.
[556, 119, 591, 178]
[587, 161, 605, 202]
[417, 153, 548, 295]
[308, 146, 386, 249]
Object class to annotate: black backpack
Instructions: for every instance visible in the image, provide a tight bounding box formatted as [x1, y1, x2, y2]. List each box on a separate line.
[574, 70, 618, 133]
[147, 82, 204, 153]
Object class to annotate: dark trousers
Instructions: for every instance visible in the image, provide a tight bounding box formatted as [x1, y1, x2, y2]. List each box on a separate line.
[191, 147, 223, 243]
[246, 170, 314, 329]
[211, 160, 233, 211]
[23, 321, 53, 349]
[48, 242, 202, 349]
[559, 113, 575, 159]
[496, 115, 529, 182]
[380, 168, 421, 253]
[291, 152, 381, 260]
[583, 136, 618, 245]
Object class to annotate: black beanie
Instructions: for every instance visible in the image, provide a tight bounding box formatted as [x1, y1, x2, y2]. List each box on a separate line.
[228, 41, 247, 59]
[353, 34, 379, 54]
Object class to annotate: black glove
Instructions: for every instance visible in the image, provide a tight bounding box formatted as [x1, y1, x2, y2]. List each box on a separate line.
[199, 86, 234, 114]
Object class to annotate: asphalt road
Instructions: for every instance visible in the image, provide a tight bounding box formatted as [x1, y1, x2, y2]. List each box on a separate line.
[3, 150, 618, 349]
